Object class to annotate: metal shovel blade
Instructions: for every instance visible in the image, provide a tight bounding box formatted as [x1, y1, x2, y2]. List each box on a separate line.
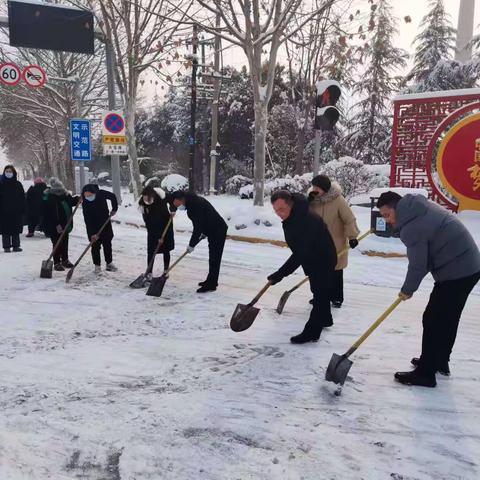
[230, 303, 260, 332]
[146, 275, 167, 297]
[325, 353, 353, 386]
[276, 290, 291, 315]
[40, 259, 53, 279]
[130, 273, 147, 289]
[65, 267, 75, 284]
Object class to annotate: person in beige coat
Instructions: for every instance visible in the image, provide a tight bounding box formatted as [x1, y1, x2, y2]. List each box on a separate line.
[308, 174, 360, 308]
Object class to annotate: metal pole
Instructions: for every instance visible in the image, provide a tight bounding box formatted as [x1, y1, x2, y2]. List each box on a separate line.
[455, 0, 475, 63]
[189, 24, 198, 193]
[313, 129, 321, 176]
[105, 40, 122, 204]
[74, 79, 86, 193]
[209, 14, 221, 194]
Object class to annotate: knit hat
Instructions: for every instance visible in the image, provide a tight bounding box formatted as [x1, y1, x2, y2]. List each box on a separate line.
[48, 177, 67, 196]
[34, 177, 45, 185]
[312, 174, 331, 193]
[170, 190, 187, 201]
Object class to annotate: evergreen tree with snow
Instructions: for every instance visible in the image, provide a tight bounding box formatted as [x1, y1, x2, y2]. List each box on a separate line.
[347, 0, 408, 165]
[408, 0, 456, 86]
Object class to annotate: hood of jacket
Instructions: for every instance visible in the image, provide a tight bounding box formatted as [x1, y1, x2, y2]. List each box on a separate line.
[314, 181, 342, 204]
[154, 187, 166, 200]
[395, 194, 429, 230]
[82, 184, 100, 196]
[283, 193, 309, 227]
[47, 177, 68, 196]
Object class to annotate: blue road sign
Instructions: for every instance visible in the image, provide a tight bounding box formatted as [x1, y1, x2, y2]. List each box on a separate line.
[70, 119, 92, 162]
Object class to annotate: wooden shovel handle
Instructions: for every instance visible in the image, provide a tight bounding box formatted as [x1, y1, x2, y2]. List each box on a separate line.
[249, 282, 271, 306]
[146, 217, 173, 275]
[344, 297, 403, 358]
[289, 230, 372, 293]
[48, 200, 81, 262]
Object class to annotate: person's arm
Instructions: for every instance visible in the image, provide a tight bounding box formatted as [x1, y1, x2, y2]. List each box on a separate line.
[189, 201, 206, 248]
[268, 254, 301, 284]
[103, 190, 118, 214]
[401, 234, 429, 296]
[338, 197, 360, 240]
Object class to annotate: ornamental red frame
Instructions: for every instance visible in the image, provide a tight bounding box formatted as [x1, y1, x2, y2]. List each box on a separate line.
[390, 90, 480, 210]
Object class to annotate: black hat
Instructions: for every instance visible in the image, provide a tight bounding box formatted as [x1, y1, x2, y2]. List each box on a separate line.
[312, 174, 331, 192]
[171, 190, 187, 201]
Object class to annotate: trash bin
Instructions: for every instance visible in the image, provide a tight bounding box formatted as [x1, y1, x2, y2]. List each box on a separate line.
[370, 197, 398, 238]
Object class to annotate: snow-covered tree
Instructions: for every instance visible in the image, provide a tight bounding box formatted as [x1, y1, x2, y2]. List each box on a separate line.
[347, 0, 408, 165]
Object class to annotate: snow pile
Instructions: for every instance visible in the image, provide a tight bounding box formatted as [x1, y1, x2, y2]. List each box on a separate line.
[224, 175, 252, 195]
[239, 173, 312, 199]
[161, 174, 188, 193]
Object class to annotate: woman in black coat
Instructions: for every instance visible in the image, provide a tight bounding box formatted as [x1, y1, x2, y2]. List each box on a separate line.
[26, 177, 47, 237]
[42, 177, 80, 270]
[82, 184, 118, 273]
[139, 186, 175, 276]
[0, 165, 26, 252]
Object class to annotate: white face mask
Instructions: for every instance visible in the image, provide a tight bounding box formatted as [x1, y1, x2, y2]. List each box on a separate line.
[144, 198, 153, 205]
[177, 205, 186, 211]
[4, 172, 13, 179]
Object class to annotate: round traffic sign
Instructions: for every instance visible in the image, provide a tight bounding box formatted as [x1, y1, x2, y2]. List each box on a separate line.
[0, 63, 21, 86]
[22, 65, 46, 88]
[104, 113, 125, 134]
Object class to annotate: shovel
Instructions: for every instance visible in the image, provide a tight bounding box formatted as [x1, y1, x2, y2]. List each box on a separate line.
[130, 217, 173, 289]
[145, 249, 189, 297]
[230, 282, 272, 332]
[40, 200, 81, 279]
[66, 215, 113, 284]
[325, 297, 403, 386]
[276, 230, 372, 314]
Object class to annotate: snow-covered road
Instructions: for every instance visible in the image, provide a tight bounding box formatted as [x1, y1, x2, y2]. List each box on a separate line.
[0, 218, 479, 479]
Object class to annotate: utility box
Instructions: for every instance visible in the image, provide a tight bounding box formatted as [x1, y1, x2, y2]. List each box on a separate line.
[370, 197, 398, 238]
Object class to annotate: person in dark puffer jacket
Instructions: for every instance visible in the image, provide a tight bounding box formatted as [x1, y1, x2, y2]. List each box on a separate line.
[378, 191, 480, 388]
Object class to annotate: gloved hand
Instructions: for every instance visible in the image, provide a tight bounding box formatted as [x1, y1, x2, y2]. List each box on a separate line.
[308, 191, 319, 202]
[349, 238, 359, 249]
[56, 225, 63, 234]
[398, 291, 412, 301]
[91, 234, 99, 242]
[267, 272, 283, 285]
[186, 245, 195, 254]
[110, 210, 117, 217]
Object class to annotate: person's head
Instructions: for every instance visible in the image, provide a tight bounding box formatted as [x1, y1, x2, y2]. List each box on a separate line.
[171, 190, 187, 208]
[34, 177, 44, 185]
[82, 184, 98, 202]
[3, 165, 16, 180]
[311, 174, 331, 196]
[141, 186, 156, 205]
[377, 191, 402, 225]
[271, 190, 294, 221]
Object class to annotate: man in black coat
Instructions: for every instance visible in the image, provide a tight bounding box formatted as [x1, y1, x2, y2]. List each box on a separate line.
[82, 184, 118, 273]
[171, 191, 228, 293]
[26, 177, 47, 237]
[0, 165, 26, 252]
[268, 190, 337, 344]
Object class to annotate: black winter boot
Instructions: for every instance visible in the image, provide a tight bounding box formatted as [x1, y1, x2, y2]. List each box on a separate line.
[331, 301, 342, 309]
[394, 369, 436, 388]
[411, 357, 450, 376]
[290, 330, 321, 344]
[197, 285, 217, 293]
[54, 263, 65, 271]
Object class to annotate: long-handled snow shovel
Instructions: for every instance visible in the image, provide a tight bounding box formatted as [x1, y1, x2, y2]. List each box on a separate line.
[40, 200, 81, 279]
[65, 215, 113, 284]
[129, 217, 173, 289]
[276, 230, 372, 314]
[230, 282, 272, 332]
[325, 297, 403, 386]
[146, 249, 188, 297]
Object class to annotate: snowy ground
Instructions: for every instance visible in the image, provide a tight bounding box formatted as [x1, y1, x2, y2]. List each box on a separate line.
[1, 198, 479, 480]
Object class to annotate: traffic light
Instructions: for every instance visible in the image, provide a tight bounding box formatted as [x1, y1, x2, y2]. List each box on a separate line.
[314, 80, 341, 130]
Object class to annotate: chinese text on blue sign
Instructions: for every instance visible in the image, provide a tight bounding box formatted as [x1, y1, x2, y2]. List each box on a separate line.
[70, 119, 92, 162]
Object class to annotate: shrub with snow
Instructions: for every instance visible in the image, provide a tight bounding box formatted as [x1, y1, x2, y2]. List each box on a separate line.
[161, 174, 189, 193]
[225, 175, 252, 195]
[239, 173, 313, 199]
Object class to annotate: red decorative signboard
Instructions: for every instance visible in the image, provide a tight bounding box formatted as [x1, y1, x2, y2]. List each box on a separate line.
[437, 112, 480, 211]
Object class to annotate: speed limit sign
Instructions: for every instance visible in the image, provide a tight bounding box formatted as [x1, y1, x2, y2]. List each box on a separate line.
[0, 63, 21, 87]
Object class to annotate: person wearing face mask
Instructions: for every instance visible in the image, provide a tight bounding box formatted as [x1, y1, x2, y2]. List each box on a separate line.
[308, 175, 360, 309]
[81, 184, 118, 274]
[26, 177, 47, 237]
[0, 165, 26, 253]
[138, 186, 175, 280]
[171, 190, 228, 293]
[42, 177, 80, 270]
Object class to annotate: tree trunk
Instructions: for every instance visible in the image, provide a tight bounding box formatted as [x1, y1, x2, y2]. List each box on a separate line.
[294, 100, 312, 175]
[125, 98, 142, 199]
[253, 102, 268, 206]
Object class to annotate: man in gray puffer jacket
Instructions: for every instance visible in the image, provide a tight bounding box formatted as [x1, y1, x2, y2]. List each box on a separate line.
[378, 192, 480, 388]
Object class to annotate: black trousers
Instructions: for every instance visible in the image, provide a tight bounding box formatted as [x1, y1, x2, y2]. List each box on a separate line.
[204, 228, 227, 287]
[147, 232, 171, 273]
[91, 238, 113, 266]
[27, 214, 41, 234]
[330, 269, 344, 303]
[50, 233, 69, 264]
[2, 234, 20, 249]
[303, 274, 333, 336]
[418, 271, 480, 375]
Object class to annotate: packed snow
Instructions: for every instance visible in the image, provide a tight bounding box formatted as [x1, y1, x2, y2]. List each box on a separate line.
[0, 194, 479, 479]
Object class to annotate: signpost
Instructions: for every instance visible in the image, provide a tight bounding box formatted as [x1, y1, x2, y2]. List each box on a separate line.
[0, 62, 21, 86]
[22, 64, 46, 88]
[102, 110, 127, 156]
[70, 118, 92, 192]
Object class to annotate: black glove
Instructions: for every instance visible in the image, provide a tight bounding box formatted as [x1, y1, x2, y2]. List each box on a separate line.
[349, 238, 359, 249]
[308, 191, 319, 202]
[267, 272, 283, 285]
